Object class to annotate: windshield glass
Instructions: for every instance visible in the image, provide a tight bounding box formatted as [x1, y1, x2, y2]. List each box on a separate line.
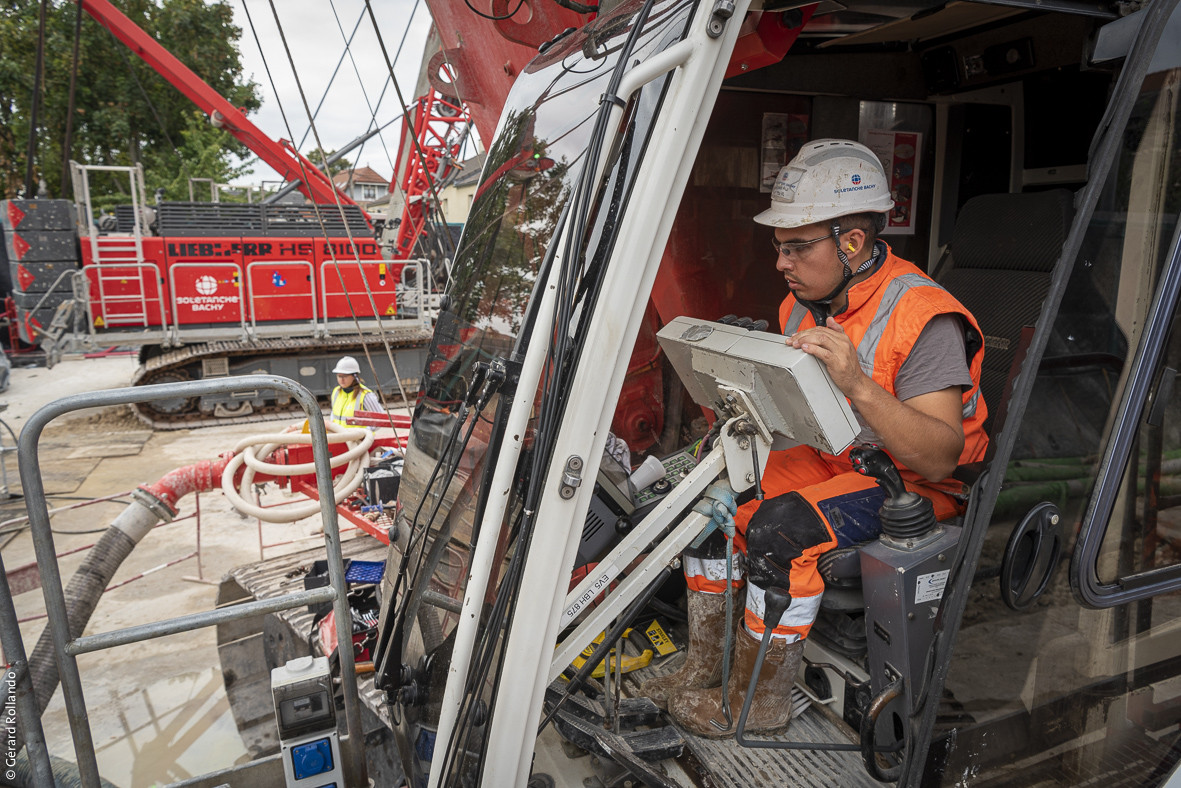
[931, 66, 1181, 785]
[374, 1, 695, 782]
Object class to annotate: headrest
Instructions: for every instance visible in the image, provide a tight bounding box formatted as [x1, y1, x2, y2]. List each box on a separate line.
[950, 189, 1075, 273]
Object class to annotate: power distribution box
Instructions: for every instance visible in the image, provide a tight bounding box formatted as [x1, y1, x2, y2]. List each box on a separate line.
[272, 656, 346, 788]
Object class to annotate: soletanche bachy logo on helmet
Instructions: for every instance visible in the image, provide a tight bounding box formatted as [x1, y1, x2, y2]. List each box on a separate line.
[835, 171, 878, 195]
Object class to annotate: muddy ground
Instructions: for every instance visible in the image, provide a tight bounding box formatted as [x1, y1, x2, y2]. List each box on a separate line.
[1, 353, 388, 788]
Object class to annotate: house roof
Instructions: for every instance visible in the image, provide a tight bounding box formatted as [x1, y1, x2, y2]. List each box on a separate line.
[332, 166, 388, 186]
[450, 153, 487, 189]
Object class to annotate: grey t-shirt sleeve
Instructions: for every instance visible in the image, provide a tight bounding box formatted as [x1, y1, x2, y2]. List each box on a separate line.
[893, 313, 974, 401]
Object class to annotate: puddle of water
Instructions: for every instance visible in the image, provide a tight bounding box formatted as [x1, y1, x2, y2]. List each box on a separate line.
[46, 667, 250, 788]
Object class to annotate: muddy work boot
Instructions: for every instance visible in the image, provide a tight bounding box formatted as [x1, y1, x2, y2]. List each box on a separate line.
[639, 590, 730, 710]
[668, 625, 803, 738]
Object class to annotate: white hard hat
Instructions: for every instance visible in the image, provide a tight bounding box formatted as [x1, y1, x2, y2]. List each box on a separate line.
[333, 356, 361, 375]
[754, 139, 894, 229]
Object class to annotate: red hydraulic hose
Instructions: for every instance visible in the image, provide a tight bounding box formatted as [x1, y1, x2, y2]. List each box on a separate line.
[26, 453, 249, 722]
[137, 454, 234, 517]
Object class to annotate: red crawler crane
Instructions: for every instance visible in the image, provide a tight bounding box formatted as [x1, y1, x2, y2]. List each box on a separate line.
[391, 76, 473, 259]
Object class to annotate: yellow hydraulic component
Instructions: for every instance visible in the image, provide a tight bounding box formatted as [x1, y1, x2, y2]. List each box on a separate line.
[568, 628, 653, 679]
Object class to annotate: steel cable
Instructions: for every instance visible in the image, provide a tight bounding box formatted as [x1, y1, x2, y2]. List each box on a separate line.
[263, 0, 415, 418]
[242, 0, 412, 437]
[443, 3, 659, 780]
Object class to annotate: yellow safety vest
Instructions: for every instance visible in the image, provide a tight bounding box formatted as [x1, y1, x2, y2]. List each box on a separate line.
[330, 384, 373, 425]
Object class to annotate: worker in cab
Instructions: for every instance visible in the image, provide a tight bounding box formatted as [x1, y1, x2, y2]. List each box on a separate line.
[330, 356, 382, 426]
[644, 139, 989, 738]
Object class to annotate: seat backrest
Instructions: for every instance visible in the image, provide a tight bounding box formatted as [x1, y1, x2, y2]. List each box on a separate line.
[817, 191, 1077, 599]
[936, 189, 1075, 439]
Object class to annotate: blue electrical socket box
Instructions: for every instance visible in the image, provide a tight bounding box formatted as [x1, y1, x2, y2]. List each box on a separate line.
[291, 737, 334, 780]
[272, 656, 346, 788]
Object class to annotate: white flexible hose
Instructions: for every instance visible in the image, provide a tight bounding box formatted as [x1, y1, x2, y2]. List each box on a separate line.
[221, 421, 375, 523]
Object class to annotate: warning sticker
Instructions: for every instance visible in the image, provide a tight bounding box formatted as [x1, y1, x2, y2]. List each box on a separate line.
[915, 570, 950, 604]
[644, 619, 677, 657]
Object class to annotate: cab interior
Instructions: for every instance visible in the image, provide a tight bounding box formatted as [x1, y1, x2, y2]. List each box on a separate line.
[585, 4, 1181, 784]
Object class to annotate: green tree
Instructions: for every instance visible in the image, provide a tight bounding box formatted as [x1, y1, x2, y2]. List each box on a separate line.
[0, 0, 262, 201]
[142, 109, 254, 203]
[306, 147, 353, 177]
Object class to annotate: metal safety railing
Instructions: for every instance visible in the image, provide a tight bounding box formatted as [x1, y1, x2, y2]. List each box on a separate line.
[70, 163, 152, 329]
[1, 374, 368, 788]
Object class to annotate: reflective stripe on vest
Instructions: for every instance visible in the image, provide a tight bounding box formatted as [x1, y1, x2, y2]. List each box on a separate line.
[777, 246, 989, 472]
[784, 302, 810, 336]
[855, 273, 981, 419]
[331, 385, 372, 424]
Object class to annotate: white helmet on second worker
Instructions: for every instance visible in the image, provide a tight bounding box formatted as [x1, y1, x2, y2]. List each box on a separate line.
[333, 356, 361, 375]
[755, 139, 894, 229]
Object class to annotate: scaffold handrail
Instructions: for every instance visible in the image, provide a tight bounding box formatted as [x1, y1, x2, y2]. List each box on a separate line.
[8, 374, 367, 788]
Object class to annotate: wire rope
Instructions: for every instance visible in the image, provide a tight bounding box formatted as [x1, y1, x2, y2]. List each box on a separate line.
[243, 0, 412, 436]
[60, 0, 83, 196]
[485, 0, 666, 750]
[345, 0, 466, 277]
[327, 0, 422, 185]
[262, 0, 415, 427]
[440, 4, 658, 780]
[295, 5, 368, 153]
[415, 49, 475, 266]
[325, 0, 457, 272]
[363, 0, 478, 274]
[364, 0, 467, 261]
[319, 0, 432, 420]
[386, 368, 499, 637]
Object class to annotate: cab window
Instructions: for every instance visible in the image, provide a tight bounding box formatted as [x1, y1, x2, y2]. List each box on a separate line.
[1071, 67, 1181, 605]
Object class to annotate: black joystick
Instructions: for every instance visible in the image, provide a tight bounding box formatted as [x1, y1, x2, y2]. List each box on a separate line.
[850, 447, 937, 542]
[850, 447, 907, 500]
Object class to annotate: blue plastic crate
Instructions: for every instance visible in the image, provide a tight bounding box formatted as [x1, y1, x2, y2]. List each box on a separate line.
[345, 560, 385, 585]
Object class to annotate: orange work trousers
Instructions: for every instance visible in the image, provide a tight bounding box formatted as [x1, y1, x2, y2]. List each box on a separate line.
[683, 445, 961, 642]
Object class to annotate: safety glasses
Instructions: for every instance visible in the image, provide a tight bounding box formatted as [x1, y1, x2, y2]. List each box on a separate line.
[771, 233, 831, 257]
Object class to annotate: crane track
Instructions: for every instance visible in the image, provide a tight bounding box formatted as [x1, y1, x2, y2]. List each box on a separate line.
[129, 332, 431, 430]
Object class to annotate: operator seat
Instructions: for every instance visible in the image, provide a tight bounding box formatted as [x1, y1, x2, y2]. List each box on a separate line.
[811, 188, 1076, 657]
[935, 188, 1075, 439]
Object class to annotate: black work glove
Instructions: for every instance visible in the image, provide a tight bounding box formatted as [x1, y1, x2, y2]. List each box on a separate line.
[717, 314, 769, 332]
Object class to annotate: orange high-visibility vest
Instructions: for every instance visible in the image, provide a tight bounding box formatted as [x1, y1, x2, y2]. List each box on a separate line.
[779, 244, 989, 490]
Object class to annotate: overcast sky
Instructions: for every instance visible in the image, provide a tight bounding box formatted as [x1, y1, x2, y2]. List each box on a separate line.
[224, 0, 434, 186]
